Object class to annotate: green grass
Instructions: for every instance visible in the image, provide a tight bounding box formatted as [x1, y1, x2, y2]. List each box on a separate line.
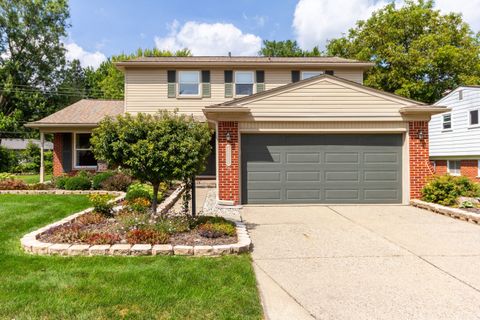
[0, 195, 262, 320]
[14, 174, 53, 184]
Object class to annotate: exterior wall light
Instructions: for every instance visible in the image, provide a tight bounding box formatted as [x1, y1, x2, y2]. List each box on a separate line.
[418, 130, 424, 140]
[226, 131, 231, 142]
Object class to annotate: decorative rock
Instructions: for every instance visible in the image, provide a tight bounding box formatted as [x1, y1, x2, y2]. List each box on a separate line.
[173, 245, 194, 255]
[152, 244, 173, 255]
[48, 243, 71, 255]
[110, 244, 132, 255]
[68, 244, 90, 256]
[130, 244, 152, 255]
[193, 245, 214, 256]
[89, 245, 111, 255]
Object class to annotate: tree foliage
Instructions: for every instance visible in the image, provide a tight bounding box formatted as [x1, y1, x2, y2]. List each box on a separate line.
[91, 111, 212, 212]
[259, 40, 322, 57]
[0, 0, 70, 134]
[326, 0, 480, 103]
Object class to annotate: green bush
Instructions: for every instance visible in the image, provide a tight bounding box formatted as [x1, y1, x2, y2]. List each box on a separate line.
[0, 173, 14, 181]
[88, 194, 114, 216]
[126, 182, 153, 201]
[92, 171, 115, 190]
[197, 222, 236, 238]
[100, 172, 132, 191]
[54, 176, 69, 189]
[421, 174, 480, 206]
[0, 146, 17, 173]
[64, 176, 91, 190]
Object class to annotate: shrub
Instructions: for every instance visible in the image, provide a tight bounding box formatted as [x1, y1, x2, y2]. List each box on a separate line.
[460, 200, 475, 208]
[92, 171, 115, 190]
[155, 216, 191, 234]
[28, 182, 54, 190]
[54, 176, 69, 189]
[0, 173, 14, 181]
[421, 174, 480, 206]
[64, 176, 91, 190]
[0, 179, 27, 190]
[197, 222, 236, 238]
[75, 212, 106, 225]
[125, 198, 151, 213]
[100, 172, 132, 191]
[126, 182, 153, 201]
[0, 146, 18, 173]
[126, 229, 169, 245]
[88, 194, 114, 217]
[83, 232, 120, 245]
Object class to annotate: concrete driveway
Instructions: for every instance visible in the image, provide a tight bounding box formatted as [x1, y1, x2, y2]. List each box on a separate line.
[242, 205, 480, 320]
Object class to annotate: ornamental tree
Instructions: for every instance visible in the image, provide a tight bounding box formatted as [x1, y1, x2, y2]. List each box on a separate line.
[91, 111, 212, 213]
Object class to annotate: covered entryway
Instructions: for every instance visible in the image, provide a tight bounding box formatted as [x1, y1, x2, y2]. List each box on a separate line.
[241, 134, 402, 204]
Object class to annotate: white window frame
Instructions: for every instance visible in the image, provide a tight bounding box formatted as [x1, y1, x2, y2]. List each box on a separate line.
[442, 113, 452, 131]
[447, 160, 461, 176]
[73, 132, 97, 169]
[177, 70, 201, 97]
[468, 109, 480, 128]
[234, 71, 254, 97]
[301, 70, 324, 80]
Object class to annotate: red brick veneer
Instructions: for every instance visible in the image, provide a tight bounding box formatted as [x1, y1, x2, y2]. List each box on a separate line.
[461, 160, 480, 181]
[53, 133, 64, 176]
[409, 121, 434, 199]
[217, 121, 240, 205]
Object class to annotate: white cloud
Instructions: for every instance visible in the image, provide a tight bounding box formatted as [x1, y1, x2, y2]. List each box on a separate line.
[293, 0, 480, 50]
[154, 20, 262, 56]
[65, 42, 106, 69]
[293, 0, 389, 50]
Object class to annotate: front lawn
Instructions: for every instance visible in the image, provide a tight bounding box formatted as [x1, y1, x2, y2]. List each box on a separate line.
[0, 194, 262, 319]
[14, 174, 53, 184]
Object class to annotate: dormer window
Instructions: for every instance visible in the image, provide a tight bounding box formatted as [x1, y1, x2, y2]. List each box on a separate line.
[178, 71, 200, 96]
[301, 71, 323, 80]
[235, 71, 254, 96]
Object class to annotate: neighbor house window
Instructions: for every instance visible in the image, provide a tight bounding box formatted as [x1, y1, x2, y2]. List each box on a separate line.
[74, 133, 97, 168]
[447, 160, 461, 176]
[301, 71, 323, 80]
[178, 71, 200, 96]
[470, 110, 479, 126]
[442, 113, 452, 130]
[235, 71, 254, 96]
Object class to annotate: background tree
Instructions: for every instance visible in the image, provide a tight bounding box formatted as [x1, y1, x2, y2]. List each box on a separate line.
[259, 40, 321, 57]
[326, 0, 480, 103]
[0, 0, 70, 135]
[91, 111, 211, 213]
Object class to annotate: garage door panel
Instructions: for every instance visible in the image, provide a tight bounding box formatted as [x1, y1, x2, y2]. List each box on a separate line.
[241, 134, 402, 204]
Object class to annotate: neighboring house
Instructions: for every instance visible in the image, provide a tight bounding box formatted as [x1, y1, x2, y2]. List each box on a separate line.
[430, 86, 480, 181]
[27, 56, 447, 205]
[0, 138, 53, 151]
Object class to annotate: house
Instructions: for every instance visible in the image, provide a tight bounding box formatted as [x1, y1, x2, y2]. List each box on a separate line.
[27, 56, 448, 205]
[0, 138, 53, 151]
[430, 86, 480, 181]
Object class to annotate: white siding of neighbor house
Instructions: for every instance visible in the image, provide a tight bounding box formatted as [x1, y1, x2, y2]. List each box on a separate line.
[430, 87, 480, 158]
[124, 67, 364, 118]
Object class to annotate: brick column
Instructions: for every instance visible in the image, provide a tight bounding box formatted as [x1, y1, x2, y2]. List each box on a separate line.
[409, 121, 434, 199]
[53, 133, 64, 176]
[461, 160, 480, 181]
[217, 121, 240, 205]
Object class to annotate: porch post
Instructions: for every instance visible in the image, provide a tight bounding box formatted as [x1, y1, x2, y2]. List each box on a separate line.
[40, 132, 45, 183]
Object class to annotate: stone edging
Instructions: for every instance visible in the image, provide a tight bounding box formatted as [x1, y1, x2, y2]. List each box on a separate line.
[156, 184, 185, 215]
[411, 199, 480, 225]
[20, 185, 251, 257]
[0, 189, 124, 195]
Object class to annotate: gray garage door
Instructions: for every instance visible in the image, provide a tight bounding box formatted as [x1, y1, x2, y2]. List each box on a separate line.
[241, 134, 402, 204]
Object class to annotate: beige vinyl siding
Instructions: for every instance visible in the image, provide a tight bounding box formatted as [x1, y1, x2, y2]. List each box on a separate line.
[241, 79, 409, 119]
[125, 67, 366, 118]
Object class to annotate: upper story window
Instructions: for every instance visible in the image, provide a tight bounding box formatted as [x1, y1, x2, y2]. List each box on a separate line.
[178, 71, 200, 96]
[470, 110, 479, 126]
[301, 71, 323, 80]
[447, 160, 461, 176]
[442, 113, 452, 130]
[74, 133, 97, 168]
[235, 71, 254, 96]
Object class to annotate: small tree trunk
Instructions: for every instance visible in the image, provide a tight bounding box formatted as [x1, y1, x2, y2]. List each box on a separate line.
[152, 182, 160, 214]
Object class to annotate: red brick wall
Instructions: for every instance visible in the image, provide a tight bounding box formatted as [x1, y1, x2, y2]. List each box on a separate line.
[461, 160, 480, 181]
[53, 133, 64, 176]
[217, 121, 240, 205]
[434, 160, 447, 175]
[409, 121, 434, 199]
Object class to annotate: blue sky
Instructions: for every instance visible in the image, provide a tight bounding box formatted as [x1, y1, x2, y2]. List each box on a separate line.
[65, 0, 480, 68]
